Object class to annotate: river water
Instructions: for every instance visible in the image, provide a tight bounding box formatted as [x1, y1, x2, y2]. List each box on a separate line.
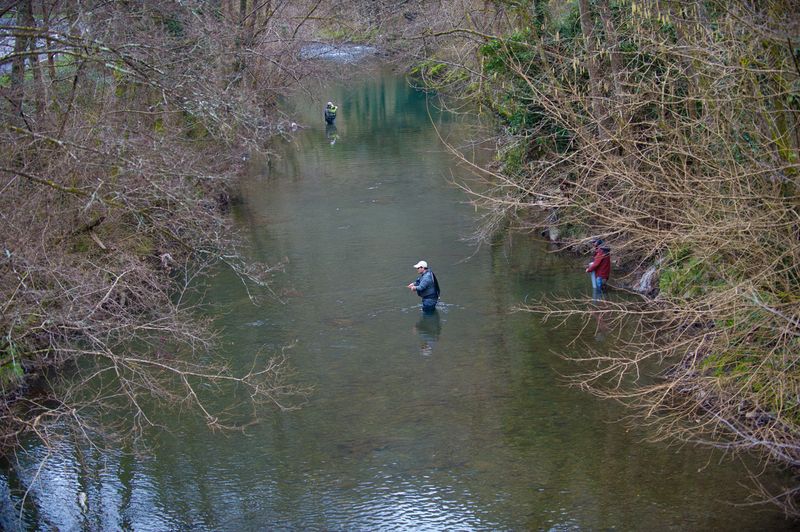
[1, 68, 795, 530]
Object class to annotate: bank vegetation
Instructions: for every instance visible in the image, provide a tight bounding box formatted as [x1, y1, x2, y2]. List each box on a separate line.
[0, 0, 360, 463]
[3, 0, 800, 519]
[402, 0, 800, 516]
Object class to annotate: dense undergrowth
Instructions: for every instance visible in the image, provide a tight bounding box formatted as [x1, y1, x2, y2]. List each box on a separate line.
[406, 0, 800, 515]
[0, 0, 330, 456]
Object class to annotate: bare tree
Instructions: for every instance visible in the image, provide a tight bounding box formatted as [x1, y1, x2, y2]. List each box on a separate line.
[0, 0, 334, 463]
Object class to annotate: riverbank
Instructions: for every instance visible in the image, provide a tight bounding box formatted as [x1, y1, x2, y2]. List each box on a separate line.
[402, 0, 800, 516]
[5, 65, 796, 530]
[0, 2, 324, 454]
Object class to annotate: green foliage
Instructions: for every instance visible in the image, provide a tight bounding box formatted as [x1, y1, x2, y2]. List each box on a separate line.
[700, 351, 760, 378]
[499, 142, 527, 176]
[0, 360, 24, 386]
[792, 71, 800, 110]
[552, 4, 582, 41]
[428, 62, 447, 77]
[71, 234, 93, 253]
[730, 130, 762, 163]
[476, 13, 578, 163]
[183, 110, 209, 139]
[163, 16, 184, 38]
[479, 29, 537, 76]
[552, 221, 585, 240]
[658, 247, 725, 298]
[409, 59, 468, 90]
[496, 96, 536, 133]
[134, 235, 155, 256]
[699, 343, 800, 424]
[0, 337, 25, 386]
[410, 59, 448, 79]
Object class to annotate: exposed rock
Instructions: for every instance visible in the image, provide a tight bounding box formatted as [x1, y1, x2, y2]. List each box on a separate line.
[635, 264, 659, 296]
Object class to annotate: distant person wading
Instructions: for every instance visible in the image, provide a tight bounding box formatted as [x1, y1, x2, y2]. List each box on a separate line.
[324, 101, 338, 124]
[408, 260, 440, 313]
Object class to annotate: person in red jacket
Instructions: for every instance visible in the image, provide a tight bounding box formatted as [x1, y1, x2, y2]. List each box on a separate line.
[586, 239, 611, 293]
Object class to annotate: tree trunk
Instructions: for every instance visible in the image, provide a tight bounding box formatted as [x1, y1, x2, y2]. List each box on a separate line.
[667, 0, 699, 120]
[577, 0, 609, 140]
[42, 0, 59, 107]
[596, 0, 625, 123]
[243, 0, 256, 42]
[26, 2, 46, 124]
[221, 0, 237, 23]
[256, 0, 272, 30]
[10, 1, 33, 125]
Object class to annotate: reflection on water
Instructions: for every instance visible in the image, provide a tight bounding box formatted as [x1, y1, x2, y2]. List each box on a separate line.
[1, 68, 796, 531]
[325, 123, 338, 146]
[414, 310, 442, 356]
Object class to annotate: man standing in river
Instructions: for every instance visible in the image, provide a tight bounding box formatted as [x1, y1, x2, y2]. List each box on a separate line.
[586, 239, 611, 295]
[324, 101, 337, 124]
[408, 260, 440, 313]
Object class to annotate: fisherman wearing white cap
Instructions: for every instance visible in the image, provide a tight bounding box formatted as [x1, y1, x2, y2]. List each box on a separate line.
[407, 260, 440, 313]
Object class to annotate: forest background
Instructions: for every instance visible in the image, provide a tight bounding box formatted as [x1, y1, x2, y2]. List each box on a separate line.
[1, 0, 799, 517]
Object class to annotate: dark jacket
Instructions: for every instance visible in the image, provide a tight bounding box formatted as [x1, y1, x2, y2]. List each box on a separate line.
[586, 247, 611, 280]
[324, 105, 337, 123]
[414, 270, 439, 300]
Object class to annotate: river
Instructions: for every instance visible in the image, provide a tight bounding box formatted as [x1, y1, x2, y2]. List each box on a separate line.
[0, 67, 794, 530]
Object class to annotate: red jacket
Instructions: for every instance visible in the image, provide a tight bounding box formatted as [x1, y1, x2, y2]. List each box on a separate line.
[586, 248, 611, 280]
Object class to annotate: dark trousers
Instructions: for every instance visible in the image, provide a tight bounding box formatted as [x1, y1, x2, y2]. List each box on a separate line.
[421, 298, 438, 314]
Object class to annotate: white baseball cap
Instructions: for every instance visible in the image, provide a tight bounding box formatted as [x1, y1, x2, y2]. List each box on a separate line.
[413, 260, 428, 268]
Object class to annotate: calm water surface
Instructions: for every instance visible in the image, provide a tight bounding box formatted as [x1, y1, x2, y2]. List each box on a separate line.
[1, 68, 795, 530]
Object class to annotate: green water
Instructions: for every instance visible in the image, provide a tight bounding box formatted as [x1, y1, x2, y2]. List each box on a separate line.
[1, 68, 795, 530]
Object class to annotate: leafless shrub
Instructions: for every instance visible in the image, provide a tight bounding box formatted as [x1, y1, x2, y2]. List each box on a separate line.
[0, 0, 328, 460]
[410, 0, 800, 515]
